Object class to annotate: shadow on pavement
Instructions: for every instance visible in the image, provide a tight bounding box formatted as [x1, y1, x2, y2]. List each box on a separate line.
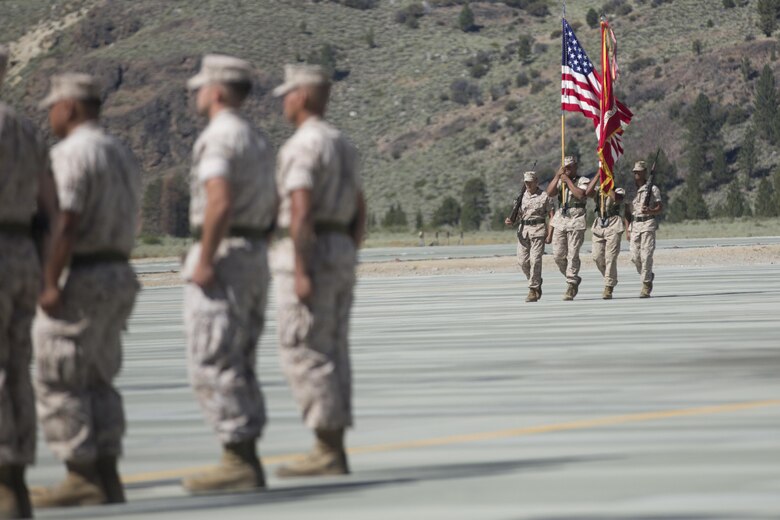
[37, 456, 598, 518]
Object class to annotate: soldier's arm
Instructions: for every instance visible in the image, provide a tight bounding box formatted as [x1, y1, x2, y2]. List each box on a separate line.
[564, 175, 587, 200]
[290, 188, 314, 302]
[584, 174, 599, 198]
[192, 178, 232, 288]
[545, 167, 563, 197]
[39, 210, 79, 315]
[35, 169, 60, 262]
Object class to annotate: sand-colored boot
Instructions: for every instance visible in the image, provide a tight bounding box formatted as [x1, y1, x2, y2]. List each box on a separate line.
[525, 289, 538, 302]
[640, 282, 652, 298]
[31, 461, 105, 508]
[182, 440, 265, 493]
[602, 286, 614, 300]
[276, 429, 349, 478]
[563, 283, 576, 301]
[96, 456, 125, 504]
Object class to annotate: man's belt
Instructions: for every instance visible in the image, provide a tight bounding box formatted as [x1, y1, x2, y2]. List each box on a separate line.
[71, 251, 129, 268]
[191, 224, 273, 241]
[634, 215, 655, 223]
[521, 218, 546, 226]
[0, 222, 31, 237]
[565, 202, 586, 209]
[275, 221, 352, 240]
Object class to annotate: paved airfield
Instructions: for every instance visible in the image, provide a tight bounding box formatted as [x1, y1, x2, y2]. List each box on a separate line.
[33, 247, 780, 519]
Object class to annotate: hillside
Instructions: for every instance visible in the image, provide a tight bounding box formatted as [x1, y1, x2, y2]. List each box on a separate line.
[2, 0, 779, 232]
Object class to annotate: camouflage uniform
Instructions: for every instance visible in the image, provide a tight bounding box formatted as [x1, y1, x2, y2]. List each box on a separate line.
[183, 108, 277, 444]
[591, 195, 625, 288]
[551, 176, 590, 285]
[516, 190, 553, 290]
[33, 122, 140, 463]
[0, 103, 48, 468]
[630, 184, 662, 284]
[271, 116, 361, 431]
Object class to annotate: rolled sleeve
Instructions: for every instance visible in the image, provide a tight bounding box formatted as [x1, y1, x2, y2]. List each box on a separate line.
[53, 155, 87, 213]
[283, 151, 316, 193]
[197, 139, 233, 182]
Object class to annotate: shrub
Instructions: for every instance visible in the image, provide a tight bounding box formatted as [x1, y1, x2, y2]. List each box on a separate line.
[450, 79, 481, 105]
[530, 79, 549, 94]
[722, 0, 735, 7]
[505, 99, 519, 111]
[474, 138, 490, 151]
[628, 56, 657, 72]
[515, 72, 529, 87]
[586, 8, 599, 29]
[526, 1, 549, 17]
[395, 3, 424, 28]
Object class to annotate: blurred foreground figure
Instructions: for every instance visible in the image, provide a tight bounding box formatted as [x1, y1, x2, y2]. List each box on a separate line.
[32, 73, 140, 508]
[181, 54, 276, 493]
[271, 64, 366, 477]
[0, 45, 58, 520]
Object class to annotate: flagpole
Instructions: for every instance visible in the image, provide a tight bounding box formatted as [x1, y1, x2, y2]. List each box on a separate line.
[561, 0, 566, 167]
[561, 0, 567, 211]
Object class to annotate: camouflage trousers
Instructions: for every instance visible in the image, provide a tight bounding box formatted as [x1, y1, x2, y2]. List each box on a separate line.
[271, 234, 356, 431]
[183, 240, 269, 444]
[33, 261, 138, 463]
[552, 228, 585, 284]
[516, 235, 545, 289]
[592, 231, 623, 288]
[630, 230, 656, 283]
[0, 236, 39, 466]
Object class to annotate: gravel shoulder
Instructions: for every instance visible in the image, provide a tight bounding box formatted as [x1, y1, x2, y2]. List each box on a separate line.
[137, 244, 780, 287]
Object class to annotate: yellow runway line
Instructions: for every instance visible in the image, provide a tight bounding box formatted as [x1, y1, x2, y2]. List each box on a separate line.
[122, 399, 780, 485]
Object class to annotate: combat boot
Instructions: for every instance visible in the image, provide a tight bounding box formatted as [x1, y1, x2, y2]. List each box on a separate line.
[640, 282, 652, 298]
[9, 466, 32, 519]
[96, 456, 125, 504]
[0, 466, 20, 519]
[563, 283, 576, 301]
[276, 429, 349, 478]
[31, 460, 106, 508]
[602, 286, 613, 300]
[525, 289, 538, 302]
[182, 440, 266, 493]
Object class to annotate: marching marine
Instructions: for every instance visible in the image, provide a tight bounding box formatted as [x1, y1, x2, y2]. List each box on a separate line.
[505, 171, 554, 302]
[180, 55, 277, 493]
[546, 156, 590, 301]
[271, 64, 366, 477]
[32, 73, 141, 508]
[586, 176, 627, 300]
[0, 45, 58, 520]
[627, 161, 663, 298]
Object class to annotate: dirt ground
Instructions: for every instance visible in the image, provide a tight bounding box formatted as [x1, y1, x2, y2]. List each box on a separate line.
[137, 244, 780, 287]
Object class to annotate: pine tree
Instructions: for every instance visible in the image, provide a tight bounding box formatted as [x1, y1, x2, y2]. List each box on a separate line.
[586, 8, 599, 29]
[738, 125, 757, 183]
[460, 177, 490, 231]
[757, 0, 778, 37]
[711, 149, 729, 186]
[686, 94, 718, 176]
[684, 171, 709, 220]
[725, 179, 749, 218]
[754, 65, 779, 143]
[432, 196, 461, 227]
[141, 177, 163, 235]
[415, 209, 424, 230]
[754, 177, 778, 217]
[459, 2, 475, 32]
[773, 167, 780, 214]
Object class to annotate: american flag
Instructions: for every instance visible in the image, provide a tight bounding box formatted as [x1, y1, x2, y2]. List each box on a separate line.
[561, 18, 632, 193]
